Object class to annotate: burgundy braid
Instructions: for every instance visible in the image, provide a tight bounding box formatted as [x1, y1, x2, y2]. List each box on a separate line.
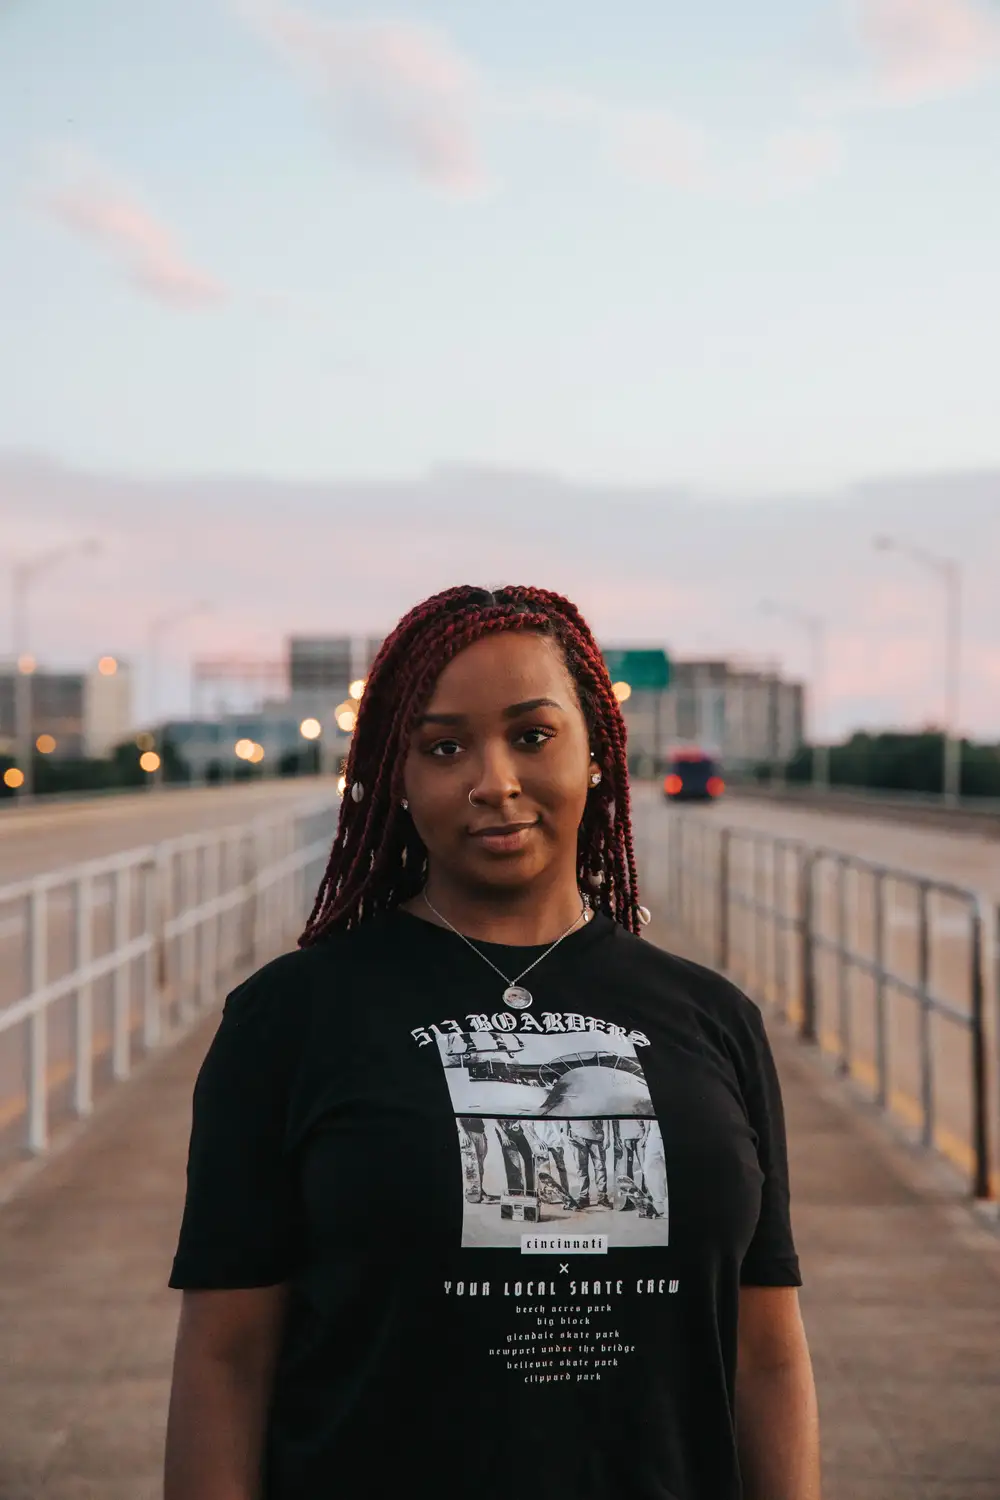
[298, 585, 644, 944]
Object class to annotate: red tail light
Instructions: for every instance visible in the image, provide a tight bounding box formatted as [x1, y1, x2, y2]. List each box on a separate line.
[707, 777, 725, 797]
[664, 774, 683, 795]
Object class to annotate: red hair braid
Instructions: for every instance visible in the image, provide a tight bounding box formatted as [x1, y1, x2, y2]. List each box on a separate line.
[299, 584, 644, 943]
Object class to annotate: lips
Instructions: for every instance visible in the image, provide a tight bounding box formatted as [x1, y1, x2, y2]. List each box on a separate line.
[470, 820, 538, 854]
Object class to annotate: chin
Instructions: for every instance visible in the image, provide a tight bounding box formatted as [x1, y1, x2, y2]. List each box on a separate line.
[461, 853, 549, 892]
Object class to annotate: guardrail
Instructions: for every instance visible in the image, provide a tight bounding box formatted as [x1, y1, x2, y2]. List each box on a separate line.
[647, 812, 995, 1200]
[0, 796, 339, 1164]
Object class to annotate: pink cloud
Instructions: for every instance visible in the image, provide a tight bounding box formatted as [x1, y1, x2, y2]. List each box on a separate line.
[239, 5, 847, 201]
[852, 0, 1000, 105]
[46, 177, 225, 309]
[242, 2, 487, 195]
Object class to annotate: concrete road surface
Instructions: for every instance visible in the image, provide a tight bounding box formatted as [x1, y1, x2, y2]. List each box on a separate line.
[686, 787, 1000, 901]
[0, 778, 341, 886]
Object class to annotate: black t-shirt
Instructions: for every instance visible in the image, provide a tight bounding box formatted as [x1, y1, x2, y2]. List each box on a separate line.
[170, 910, 801, 1500]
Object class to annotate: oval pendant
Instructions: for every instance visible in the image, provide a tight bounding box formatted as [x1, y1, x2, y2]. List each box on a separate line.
[503, 985, 533, 1010]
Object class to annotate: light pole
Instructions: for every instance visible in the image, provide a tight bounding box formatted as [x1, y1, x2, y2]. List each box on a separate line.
[11, 539, 100, 799]
[760, 600, 829, 789]
[147, 602, 211, 786]
[873, 535, 962, 805]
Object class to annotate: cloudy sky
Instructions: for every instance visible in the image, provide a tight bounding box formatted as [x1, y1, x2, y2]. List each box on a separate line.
[2, 0, 999, 737]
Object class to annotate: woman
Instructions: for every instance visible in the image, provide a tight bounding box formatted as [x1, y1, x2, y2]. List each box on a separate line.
[165, 584, 820, 1500]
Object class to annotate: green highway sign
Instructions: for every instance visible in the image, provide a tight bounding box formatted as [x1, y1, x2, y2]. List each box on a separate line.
[602, 648, 671, 691]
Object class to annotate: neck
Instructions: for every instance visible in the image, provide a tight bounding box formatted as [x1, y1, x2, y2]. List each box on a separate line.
[413, 870, 585, 945]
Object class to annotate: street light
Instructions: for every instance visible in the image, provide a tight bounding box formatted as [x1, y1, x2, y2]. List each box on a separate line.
[335, 701, 357, 734]
[873, 535, 962, 805]
[759, 600, 829, 789]
[11, 539, 100, 799]
[146, 601, 211, 785]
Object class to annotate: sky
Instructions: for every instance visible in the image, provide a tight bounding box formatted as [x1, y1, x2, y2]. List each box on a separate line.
[1, 0, 999, 738]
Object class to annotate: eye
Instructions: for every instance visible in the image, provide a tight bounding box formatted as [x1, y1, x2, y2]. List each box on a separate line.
[517, 726, 556, 749]
[429, 738, 463, 758]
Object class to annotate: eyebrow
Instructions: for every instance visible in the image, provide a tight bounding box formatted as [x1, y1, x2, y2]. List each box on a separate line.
[416, 697, 565, 727]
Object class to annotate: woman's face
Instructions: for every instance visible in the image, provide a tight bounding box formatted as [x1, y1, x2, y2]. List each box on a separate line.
[402, 631, 593, 897]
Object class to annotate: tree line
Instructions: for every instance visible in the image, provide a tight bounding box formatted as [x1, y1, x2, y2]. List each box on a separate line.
[767, 732, 1000, 799]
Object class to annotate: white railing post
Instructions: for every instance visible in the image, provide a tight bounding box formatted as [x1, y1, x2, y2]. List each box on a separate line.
[112, 865, 131, 1080]
[141, 859, 156, 1050]
[73, 873, 94, 1118]
[178, 846, 196, 1025]
[201, 838, 221, 1008]
[26, 884, 49, 1155]
[144, 847, 168, 1050]
[221, 835, 236, 977]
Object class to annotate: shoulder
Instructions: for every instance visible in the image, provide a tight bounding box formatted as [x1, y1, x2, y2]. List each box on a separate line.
[609, 928, 767, 1047]
[222, 915, 400, 1026]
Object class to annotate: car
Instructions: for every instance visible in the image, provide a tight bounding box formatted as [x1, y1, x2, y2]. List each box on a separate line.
[662, 749, 725, 803]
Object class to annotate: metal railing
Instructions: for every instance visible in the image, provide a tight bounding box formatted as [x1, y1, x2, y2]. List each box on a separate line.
[0, 796, 339, 1163]
[647, 813, 995, 1200]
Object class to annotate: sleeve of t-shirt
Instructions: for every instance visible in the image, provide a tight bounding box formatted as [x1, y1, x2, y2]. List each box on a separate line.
[168, 957, 306, 1290]
[732, 999, 802, 1288]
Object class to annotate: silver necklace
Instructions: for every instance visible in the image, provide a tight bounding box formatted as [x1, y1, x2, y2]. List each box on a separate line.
[421, 891, 592, 1010]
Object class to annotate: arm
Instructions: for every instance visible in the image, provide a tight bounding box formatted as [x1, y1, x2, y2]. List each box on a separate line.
[164, 1285, 288, 1500]
[736, 1285, 821, 1500]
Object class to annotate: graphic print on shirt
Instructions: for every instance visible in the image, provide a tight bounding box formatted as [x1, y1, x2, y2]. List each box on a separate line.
[437, 1029, 669, 1252]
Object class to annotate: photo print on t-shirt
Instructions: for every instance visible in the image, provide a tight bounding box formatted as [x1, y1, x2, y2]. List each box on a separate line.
[437, 1030, 669, 1252]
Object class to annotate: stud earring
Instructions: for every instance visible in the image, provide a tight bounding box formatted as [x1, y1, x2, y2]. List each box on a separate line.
[351, 781, 365, 803]
[590, 769, 602, 787]
[401, 798, 409, 811]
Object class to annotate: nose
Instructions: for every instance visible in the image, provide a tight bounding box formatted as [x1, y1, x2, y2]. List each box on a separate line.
[469, 740, 521, 807]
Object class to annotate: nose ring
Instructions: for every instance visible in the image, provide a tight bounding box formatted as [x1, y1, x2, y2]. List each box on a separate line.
[468, 789, 477, 806]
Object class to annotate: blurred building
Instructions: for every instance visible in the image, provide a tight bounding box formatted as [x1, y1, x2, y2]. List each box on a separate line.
[172, 635, 382, 781]
[0, 657, 135, 761]
[286, 635, 383, 711]
[357, 635, 384, 675]
[613, 657, 804, 774]
[0, 667, 86, 759]
[289, 636, 352, 697]
[83, 658, 134, 757]
[192, 657, 288, 720]
[162, 711, 353, 780]
[190, 638, 384, 725]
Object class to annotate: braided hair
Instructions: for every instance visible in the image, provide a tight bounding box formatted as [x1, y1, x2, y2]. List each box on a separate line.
[298, 584, 643, 944]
